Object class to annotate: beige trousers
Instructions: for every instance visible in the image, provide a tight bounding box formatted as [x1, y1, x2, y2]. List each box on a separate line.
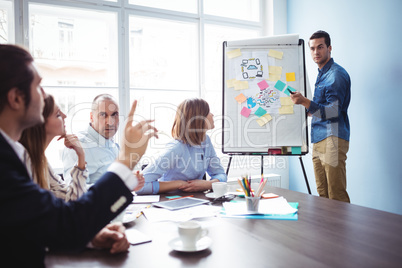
[312, 136, 350, 203]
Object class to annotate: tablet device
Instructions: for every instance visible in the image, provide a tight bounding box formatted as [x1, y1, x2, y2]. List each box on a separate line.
[152, 197, 209, 210]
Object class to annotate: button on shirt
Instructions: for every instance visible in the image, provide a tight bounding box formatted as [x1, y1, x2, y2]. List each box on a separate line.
[62, 125, 119, 184]
[136, 135, 227, 195]
[307, 58, 351, 143]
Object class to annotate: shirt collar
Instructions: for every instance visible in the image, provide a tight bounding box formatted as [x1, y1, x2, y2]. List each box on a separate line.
[318, 58, 334, 75]
[87, 124, 117, 147]
[0, 128, 26, 162]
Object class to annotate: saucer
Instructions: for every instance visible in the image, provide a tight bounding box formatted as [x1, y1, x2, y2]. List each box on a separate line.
[205, 192, 223, 199]
[168, 236, 212, 252]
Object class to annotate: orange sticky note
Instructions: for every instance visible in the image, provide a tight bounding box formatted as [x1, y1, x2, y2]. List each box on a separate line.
[235, 93, 247, 103]
[286, 72, 296, 82]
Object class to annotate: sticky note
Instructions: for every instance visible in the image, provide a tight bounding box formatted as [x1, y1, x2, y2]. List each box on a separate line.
[268, 66, 282, 75]
[234, 80, 249, 90]
[257, 80, 269, 90]
[268, 74, 281, 81]
[268, 49, 284, 59]
[274, 80, 286, 91]
[278, 105, 294, 114]
[291, 147, 302, 154]
[241, 107, 251, 118]
[280, 97, 293, 106]
[226, 78, 236, 88]
[227, 48, 242, 59]
[235, 93, 247, 103]
[254, 107, 267, 117]
[286, 72, 296, 82]
[284, 86, 296, 96]
[256, 114, 272, 126]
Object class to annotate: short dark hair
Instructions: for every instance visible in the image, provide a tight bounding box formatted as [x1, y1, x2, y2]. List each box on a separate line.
[310, 30, 331, 47]
[0, 44, 34, 113]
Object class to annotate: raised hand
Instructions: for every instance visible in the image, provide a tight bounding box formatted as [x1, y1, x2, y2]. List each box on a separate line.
[118, 100, 158, 169]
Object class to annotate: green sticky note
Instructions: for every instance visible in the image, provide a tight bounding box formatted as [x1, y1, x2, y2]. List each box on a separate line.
[285, 86, 296, 96]
[254, 107, 267, 117]
[166, 195, 181, 199]
[291, 147, 302, 154]
[274, 80, 286, 91]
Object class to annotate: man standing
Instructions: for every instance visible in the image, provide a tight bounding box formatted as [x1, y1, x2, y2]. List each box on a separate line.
[291, 30, 351, 202]
[0, 44, 157, 266]
[63, 94, 120, 184]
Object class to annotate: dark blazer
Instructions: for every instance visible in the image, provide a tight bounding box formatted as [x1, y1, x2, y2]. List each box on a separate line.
[0, 133, 133, 267]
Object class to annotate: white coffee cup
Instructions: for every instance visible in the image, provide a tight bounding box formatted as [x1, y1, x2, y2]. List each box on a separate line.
[178, 221, 208, 249]
[212, 182, 227, 197]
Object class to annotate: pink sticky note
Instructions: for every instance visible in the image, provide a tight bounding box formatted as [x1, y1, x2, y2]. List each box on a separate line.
[241, 107, 251, 117]
[257, 80, 269, 90]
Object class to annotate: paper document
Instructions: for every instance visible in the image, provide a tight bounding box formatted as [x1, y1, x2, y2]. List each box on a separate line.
[222, 197, 297, 215]
[125, 229, 152, 245]
[132, 195, 160, 203]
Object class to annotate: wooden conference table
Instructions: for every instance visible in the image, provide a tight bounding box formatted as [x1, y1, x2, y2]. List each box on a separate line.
[45, 186, 402, 268]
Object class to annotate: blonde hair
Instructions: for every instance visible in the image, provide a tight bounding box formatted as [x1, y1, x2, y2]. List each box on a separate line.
[171, 98, 210, 146]
[19, 95, 55, 189]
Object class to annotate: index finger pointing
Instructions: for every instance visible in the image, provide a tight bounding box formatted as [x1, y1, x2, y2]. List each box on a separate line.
[127, 100, 138, 124]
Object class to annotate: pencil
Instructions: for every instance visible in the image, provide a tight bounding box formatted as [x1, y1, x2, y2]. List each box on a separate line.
[237, 179, 248, 196]
[169, 195, 194, 200]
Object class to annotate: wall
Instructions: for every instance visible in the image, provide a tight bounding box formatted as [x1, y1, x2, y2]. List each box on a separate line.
[287, 0, 402, 215]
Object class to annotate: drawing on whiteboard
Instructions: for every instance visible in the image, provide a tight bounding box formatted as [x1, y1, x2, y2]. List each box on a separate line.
[235, 53, 268, 81]
[256, 88, 280, 108]
[241, 58, 263, 80]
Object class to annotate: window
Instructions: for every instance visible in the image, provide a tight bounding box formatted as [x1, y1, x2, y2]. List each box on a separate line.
[28, 2, 119, 168]
[11, 0, 264, 172]
[0, 0, 14, 43]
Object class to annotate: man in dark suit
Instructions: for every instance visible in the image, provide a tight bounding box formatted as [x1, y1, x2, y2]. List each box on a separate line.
[0, 44, 158, 267]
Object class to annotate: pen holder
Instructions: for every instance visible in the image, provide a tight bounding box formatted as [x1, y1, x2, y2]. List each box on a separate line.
[245, 196, 260, 213]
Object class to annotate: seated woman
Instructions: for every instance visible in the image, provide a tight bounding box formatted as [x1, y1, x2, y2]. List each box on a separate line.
[20, 94, 88, 201]
[20, 94, 145, 253]
[136, 98, 227, 195]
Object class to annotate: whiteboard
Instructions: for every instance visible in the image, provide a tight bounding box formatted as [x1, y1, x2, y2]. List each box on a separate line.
[222, 34, 308, 155]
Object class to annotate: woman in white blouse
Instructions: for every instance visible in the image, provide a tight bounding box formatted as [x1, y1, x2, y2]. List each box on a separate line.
[20, 94, 87, 201]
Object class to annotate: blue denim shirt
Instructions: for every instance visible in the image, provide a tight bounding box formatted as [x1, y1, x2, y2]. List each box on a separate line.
[136, 135, 227, 195]
[307, 58, 351, 143]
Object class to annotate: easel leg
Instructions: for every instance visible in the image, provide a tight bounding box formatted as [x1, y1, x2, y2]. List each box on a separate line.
[226, 155, 233, 176]
[261, 155, 264, 177]
[299, 156, 312, 194]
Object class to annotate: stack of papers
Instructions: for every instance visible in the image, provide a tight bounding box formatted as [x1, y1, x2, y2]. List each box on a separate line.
[132, 195, 160, 203]
[221, 197, 298, 220]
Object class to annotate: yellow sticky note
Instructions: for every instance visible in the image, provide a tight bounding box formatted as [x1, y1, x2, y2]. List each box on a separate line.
[226, 78, 236, 88]
[235, 93, 247, 103]
[279, 105, 294, 114]
[268, 66, 282, 75]
[233, 80, 249, 90]
[256, 114, 272, 126]
[286, 72, 296, 82]
[227, 48, 242, 59]
[268, 49, 284, 60]
[280, 97, 293, 106]
[268, 74, 281, 81]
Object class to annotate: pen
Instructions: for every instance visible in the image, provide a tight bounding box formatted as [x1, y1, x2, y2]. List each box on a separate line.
[287, 88, 295, 94]
[169, 195, 194, 200]
[136, 205, 151, 218]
